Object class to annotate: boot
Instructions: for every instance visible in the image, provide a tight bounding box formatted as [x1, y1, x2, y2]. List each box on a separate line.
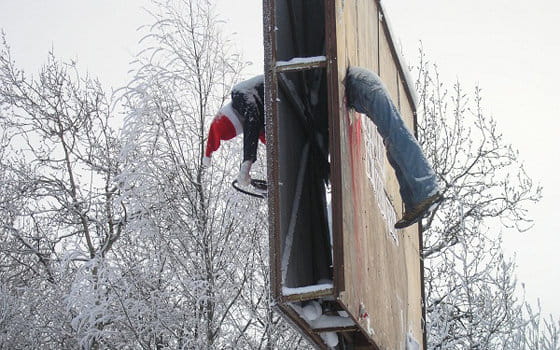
[395, 192, 442, 229]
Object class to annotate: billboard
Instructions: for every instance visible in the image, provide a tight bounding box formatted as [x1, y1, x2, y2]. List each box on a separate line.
[264, 0, 425, 348]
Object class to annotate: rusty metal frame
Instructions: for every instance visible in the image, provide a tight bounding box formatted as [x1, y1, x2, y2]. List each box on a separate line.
[263, 0, 281, 301]
[324, 0, 344, 296]
[265, 0, 334, 301]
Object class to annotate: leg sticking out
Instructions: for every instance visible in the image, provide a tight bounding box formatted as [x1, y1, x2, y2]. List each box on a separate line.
[345, 66, 441, 228]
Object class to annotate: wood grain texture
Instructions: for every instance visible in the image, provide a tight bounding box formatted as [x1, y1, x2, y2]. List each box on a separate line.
[332, 0, 424, 348]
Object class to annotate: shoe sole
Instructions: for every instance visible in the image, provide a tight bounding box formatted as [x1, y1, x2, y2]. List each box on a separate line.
[394, 193, 442, 229]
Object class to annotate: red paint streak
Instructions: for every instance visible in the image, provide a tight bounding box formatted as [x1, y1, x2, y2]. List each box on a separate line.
[347, 110, 365, 281]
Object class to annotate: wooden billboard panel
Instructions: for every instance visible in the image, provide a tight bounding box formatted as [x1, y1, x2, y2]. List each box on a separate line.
[264, 0, 425, 348]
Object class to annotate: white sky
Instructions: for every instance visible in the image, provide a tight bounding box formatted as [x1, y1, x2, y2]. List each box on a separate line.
[382, 0, 560, 319]
[1, 0, 558, 318]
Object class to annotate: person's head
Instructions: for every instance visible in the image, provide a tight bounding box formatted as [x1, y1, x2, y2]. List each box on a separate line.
[203, 102, 243, 166]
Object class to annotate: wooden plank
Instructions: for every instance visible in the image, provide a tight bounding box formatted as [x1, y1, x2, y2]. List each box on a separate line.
[399, 78, 425, 347]
[399, 76, 416, 132]
[312, 325, 359, 333]
[355, 0, 378, 70]
[401, 224, 425, 347]
[332, 1, 425, 349]
[379, 18, 404, 215]
[275, 56, 327, 72]
[279, 287, 334, 303]
[379, 13, 399, 102]
[338, 110, 408, 349]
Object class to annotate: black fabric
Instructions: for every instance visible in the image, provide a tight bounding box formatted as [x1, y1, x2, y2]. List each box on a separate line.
[231, 81, 265, 163]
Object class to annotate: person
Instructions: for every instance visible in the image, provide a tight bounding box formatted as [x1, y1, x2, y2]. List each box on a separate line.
[204, 68, 440, 228]
[203, 75, 265, 187]
[345, 66, 441, 228]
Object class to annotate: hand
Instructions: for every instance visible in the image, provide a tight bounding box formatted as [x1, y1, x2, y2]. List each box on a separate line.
[237, 160, 253, 187]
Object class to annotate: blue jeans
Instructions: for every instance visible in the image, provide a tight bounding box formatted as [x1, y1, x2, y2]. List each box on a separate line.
[345, 66, 438, 209]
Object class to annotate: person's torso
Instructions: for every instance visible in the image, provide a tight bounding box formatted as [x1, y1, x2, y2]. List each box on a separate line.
[232, 75, 265, 119]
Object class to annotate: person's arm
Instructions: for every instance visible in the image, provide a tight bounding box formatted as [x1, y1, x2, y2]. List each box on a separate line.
[237, 112, 263, 186]
[243, 113, 261, 164]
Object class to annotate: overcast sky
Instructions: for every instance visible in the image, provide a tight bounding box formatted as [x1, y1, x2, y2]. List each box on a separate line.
[1, 0, 558, 318]
[382, 0, 560, 319]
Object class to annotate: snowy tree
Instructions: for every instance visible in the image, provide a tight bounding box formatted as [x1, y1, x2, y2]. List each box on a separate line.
[112, 0, 307, 348]
[0, 33, 124, 349]
[413, 49, 559, 349]
[4, 0, 558, 347]
[0, 0, 310, 347]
